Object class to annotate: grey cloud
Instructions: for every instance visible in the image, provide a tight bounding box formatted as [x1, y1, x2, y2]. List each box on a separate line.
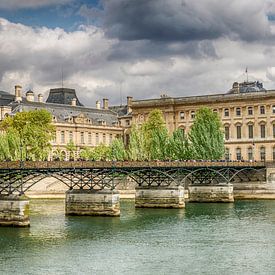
[101, 0, 272, 42]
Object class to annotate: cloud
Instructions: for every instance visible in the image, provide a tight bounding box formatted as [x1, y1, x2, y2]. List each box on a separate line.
[102, 0, 272, 42]
[0, 0, 72, 10]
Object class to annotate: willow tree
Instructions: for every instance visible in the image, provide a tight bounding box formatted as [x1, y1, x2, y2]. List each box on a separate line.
[188, 107, 224, 160]
[0, 109, 55, 161]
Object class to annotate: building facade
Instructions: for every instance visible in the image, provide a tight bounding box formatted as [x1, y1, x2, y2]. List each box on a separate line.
[0, 85, 128, 160]
[131, 81, 275, 161]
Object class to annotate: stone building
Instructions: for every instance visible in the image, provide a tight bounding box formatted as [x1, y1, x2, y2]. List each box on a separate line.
[131, 81, 275, 161]
[0, 85, 126, 160]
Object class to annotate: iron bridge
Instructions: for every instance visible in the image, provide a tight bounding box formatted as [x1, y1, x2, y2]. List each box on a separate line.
[0, 161, 266, 195]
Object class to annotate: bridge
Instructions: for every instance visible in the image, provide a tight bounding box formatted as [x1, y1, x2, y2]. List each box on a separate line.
[0, 161, 267, 227]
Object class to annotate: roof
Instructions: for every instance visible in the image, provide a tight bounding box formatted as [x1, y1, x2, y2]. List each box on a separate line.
[109, 105, 129, 117]
[10, 101, 120, 127]
[46, 88, 83, 106]
[0, 90, 14, 106]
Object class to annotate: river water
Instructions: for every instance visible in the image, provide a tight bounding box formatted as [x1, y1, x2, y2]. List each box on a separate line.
[0, 199, 274, 275]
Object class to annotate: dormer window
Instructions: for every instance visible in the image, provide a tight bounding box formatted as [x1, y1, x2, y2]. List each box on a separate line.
[98, 119, 106, 126]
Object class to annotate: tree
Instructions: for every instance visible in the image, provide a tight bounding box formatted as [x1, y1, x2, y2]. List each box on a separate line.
[79, 147, 93, 161]
[110, 138, 127, 161]
[188, 107, 224, 160]
[169, 129, 191, 160]
[66, 140, 77, 161]
[142, 109, 169, 160]
[0, 109, 55, 161]
[127, 124, 146, 161]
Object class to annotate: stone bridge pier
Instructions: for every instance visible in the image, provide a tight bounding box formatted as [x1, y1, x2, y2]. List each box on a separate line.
[65, 189, 120, 216]
[135, 186, 185, 208]
[0, 195, 30, 227]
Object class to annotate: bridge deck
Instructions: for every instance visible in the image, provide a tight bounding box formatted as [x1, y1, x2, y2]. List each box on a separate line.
[0, 161, 266, 170]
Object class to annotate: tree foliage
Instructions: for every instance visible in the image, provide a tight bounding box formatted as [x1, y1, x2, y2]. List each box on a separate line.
[188, 107, 224, 159]
[0, 109, 55, 161]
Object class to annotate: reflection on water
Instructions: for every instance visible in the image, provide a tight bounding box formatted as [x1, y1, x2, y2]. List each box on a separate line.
[0, 199, 274, 275]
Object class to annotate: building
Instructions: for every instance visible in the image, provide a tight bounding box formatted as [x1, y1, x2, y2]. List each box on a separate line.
[0, 85, 126, 160]
[131, 81, 275, 161]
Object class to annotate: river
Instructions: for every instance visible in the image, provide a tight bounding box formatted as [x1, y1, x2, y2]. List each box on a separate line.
[0, 199, 274, 275]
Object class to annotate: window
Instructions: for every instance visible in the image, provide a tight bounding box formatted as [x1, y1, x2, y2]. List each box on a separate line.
[272, 105, 275, 114]
[103, 133, 106, 144]
[273, 125, 275, 138]
[248, 147, 253, 161]
[236, 107, 241, 116]
[260, 106, 265, 115]
[248, 124, 253, 139]
[179, 127, 185, 136]
[96, 133, 99, 145]
[109, 134, 113, 144]
[236, 125, 242, 139]
[80, 132, 84, 144]
[224, 108, 229, 117]
[236, 148, 242, 161]
[126, 119, 130, 126]
[191, 111, 195, 119]
[260, 124, 266, 138]
[247, 107, 253, 116]
[260, 146, 266, 161]
[224, 126, 230, 140]
[88, 132, 92, 144]
[69, 131, 73, 141]
[273, 147, 275, 161]
[61, 131, 65, 144]
[225, 148, 230, 160]
[179, 112, 185, 120]
[213, 109, 218, 113]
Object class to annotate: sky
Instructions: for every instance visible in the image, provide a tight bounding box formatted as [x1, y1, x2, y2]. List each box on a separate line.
[1, 0, 275, 107]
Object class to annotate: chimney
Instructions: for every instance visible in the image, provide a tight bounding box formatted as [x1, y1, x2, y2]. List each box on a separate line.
[71, 98, 77, 106]
[38, 94, 43, 103]
[127, 96, 133, 113]
[26, 90, 34, 102]
[96, 100, 101, 109]
[103, 98, 109, 110]
[15, 85, 22, 102]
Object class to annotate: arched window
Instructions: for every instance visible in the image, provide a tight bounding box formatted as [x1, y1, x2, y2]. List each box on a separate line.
[260, 146, 266, 161]
[191, 111, 195, 119]
[247, 147, 253, 161]
[236, 148, 242, 161]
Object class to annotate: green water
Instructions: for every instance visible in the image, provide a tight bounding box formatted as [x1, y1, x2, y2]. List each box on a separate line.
[0, 200, 274, 275]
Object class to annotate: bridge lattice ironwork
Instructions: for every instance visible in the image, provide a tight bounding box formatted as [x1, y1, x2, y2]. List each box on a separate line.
[0, 161, 266, 195]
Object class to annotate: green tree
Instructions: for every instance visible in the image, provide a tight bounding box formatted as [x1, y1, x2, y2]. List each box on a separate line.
[92, 144, 111, 161]
[168, 128, 191, 160]
[66, 140, 77, 161]
[110, 138, 127, 161]
[127, 124, 146, 161]
[79, 147, 93, 160]
[142, 109, 169, 160]
[0, 109, 55, 161]
[188, 107, 224, 160]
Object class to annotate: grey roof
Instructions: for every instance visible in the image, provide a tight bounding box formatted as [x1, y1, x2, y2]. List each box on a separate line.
[10, 101, 120, 127]
[109, 105, 129, 117]
[0, 90, 14, 106]
[46, 88, 83, 106]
